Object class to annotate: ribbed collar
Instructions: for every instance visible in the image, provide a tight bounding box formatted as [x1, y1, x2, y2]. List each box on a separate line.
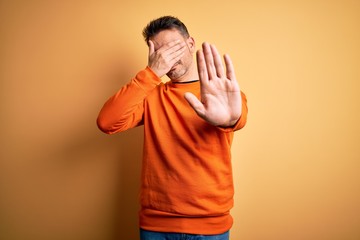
[166, 80, 200, 89]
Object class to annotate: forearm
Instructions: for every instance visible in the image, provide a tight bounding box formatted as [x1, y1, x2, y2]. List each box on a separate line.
[97, 67, 161, 134]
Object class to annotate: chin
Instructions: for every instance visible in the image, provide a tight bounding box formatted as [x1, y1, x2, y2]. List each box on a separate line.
[167, 72, 178, 80]
[167, 69, 186, 81]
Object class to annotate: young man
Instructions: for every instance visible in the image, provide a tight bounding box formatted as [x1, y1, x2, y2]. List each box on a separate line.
[97, 16, 248, 240]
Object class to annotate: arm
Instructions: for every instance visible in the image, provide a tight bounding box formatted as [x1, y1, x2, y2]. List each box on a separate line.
[97, 40, 186, 134]
[97, 67, 161, 134]
[184, 42, 246, 128]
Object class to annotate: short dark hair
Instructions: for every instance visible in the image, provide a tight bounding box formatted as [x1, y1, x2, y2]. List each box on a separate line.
[142, 16, 189, 44]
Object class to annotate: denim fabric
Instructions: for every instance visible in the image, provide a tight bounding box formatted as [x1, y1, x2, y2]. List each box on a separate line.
[140, 229, 230, 240]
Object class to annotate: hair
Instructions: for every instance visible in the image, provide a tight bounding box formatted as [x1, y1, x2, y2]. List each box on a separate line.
[142, 16, 189, 45]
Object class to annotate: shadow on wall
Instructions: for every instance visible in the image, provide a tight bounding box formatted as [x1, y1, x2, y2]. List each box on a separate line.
[48, 43, 146, 239]
[1, 51, 145, 240]
[58, 127, 144, 240]
[73, 62, 145, 240]
[93, 50, 145, 240]
[110, 128, 144, 240]
[0, 2, 148, 238]
[50, 68, 145, 239]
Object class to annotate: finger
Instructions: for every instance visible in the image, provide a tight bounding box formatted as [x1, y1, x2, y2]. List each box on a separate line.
[196, 49, 209, 84]
[224, 54, 236, 81]
[167, 51, 185, 71]
[167, 43, 186, 62]
[158, 39, 182, 53]
[184, 92, 206, 118]
[202, 42, 216, 80]
[155, 40, 185, 65]
[163, 41, 186, 56]
[210, 44, 225, 78]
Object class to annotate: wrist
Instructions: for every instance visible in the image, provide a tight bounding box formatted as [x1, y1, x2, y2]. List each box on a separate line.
[147, 65, 163, 78]
[218, 117, 240, 128]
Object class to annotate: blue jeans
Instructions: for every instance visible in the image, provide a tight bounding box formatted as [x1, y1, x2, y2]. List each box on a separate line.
[140, 229, 229, 240]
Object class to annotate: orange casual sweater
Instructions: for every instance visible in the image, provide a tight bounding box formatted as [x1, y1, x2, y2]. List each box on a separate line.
[97, 67, 248, 235]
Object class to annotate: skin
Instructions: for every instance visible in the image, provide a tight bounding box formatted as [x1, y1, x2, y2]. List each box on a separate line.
[148, 28, 198, 82]
[147, 29, 242, 127]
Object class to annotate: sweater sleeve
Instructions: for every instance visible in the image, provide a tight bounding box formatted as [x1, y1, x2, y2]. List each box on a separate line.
[97, 67, 162, 134]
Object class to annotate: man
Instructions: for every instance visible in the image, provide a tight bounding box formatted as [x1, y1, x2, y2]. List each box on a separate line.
[97, 16, 248, 240]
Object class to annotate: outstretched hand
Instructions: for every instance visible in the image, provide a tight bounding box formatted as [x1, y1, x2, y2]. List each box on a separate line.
[184, 43, 242, 127]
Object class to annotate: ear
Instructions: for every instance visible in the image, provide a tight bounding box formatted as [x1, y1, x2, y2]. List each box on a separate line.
[187, 37, 196, 53]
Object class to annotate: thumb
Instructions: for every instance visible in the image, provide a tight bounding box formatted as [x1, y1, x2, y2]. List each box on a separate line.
[184, 92, 205, 118]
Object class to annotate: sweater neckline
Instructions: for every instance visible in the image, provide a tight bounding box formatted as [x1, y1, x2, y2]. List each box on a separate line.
[167, 80, 200, 89]
[172, 80, 199, 84]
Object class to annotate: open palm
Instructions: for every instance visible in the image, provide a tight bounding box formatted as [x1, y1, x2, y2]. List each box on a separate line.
[184, 43, 242, 127]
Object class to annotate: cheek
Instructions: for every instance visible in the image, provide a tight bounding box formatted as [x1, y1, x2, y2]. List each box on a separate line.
[183, 53, 193, 65]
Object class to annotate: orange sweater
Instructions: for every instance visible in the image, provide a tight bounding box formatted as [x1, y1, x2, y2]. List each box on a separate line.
[97, 67, 248, 234]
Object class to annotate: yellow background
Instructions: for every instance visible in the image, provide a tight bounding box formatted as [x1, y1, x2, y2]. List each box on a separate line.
[1, 0, 359, 239]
